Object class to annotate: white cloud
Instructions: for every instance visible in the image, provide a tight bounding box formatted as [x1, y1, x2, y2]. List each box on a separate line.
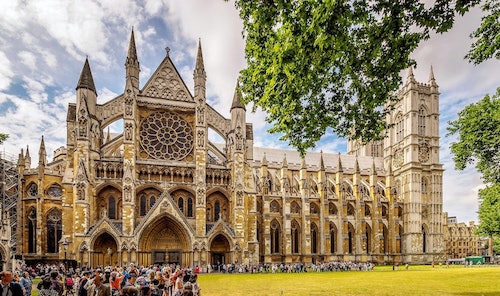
[0, 51, 14, 91]
[18, 51, 37, 70]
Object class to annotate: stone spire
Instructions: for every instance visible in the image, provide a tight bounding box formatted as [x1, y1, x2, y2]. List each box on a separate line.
[429, 65, 438, 88]
[407, 66, 416, 84]
[319, 150, 325, 170]
[231, 80, 245, 111]
[371, 157, 377, 176]
[17, 148, 25, 166]
[337, 153, 343, 173]
[38, 135, 46, 166]
[126, 28, 140, 89]
[261, 153, 268, 166]
[193, 39, 206, 100]
[282, 154, 287, 168]
[195, 39, 205, 75]
[355, 156, 360, 174]
[25, 145, 31, 168]
[76, 58, 97, 95]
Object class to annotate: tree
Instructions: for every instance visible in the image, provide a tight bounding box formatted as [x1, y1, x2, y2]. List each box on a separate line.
[466, 0, 500, 64]
[228, 0, 479, 154]
[447, 88, 500, 184]
[476, 184, 500, 238]
[0, 133, 8, 145]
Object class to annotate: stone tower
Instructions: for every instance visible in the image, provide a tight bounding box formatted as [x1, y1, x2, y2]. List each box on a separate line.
[385, 67, 444, 263]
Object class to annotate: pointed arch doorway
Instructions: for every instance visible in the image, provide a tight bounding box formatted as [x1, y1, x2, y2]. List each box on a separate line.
[92, 233, 118, 267]
[210, 234, 231, 272]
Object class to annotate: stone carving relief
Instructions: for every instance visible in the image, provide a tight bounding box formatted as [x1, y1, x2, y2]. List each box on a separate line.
[124, 122, 133, 141]
[418, 141, 430, 163]
[393, 149, 404, 169]
[143, 66, 193, 102]
[124, 90, 134, 117]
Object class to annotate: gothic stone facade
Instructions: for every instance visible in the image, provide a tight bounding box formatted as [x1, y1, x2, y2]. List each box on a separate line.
[443, 214, 484, 259]
[15, 31, 444, 268]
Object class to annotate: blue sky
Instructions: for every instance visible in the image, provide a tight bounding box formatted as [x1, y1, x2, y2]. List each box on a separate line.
[0, 0, 498, 223]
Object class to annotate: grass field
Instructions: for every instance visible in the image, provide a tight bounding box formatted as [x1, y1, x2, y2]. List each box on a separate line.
[29, 265, 499, 296]
[197, 265, 500, 296]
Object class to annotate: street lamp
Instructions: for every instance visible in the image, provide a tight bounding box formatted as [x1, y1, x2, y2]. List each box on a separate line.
[62, 238, 69, 269]
[107, 247, 112, 266]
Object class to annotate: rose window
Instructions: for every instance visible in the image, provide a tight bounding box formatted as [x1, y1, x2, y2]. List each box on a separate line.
[140, 111, 193, 160]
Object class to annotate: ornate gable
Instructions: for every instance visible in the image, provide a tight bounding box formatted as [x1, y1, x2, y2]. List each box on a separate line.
[141, 55, 193, 102]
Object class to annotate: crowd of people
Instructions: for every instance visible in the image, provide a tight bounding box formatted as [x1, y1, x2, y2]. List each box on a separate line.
[3, 263, 201, 296]
[0, 260, 381, 296]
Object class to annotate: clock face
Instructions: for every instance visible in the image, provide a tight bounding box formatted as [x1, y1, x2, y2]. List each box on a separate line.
[393, 150, 404, 169]
[139, 111, 193, 160]
[419, 143, 430, 163]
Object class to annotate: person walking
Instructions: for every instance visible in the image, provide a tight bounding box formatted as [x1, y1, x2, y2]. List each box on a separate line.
[20, 272, 33, 296]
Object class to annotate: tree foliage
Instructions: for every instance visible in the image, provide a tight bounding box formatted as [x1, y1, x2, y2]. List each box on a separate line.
[229, 0, 479, 154]
[466, 0, 500, 64]
[476, 184, 500, 238]
[447, 88, 500, 184]
[0, 133, 8, 145]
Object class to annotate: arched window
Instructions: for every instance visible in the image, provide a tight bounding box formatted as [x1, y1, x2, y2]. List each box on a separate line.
[328, 202, 338, 215]
[348, 223, 355, 254]
[291, 201, 301, 214]
[382, 204, 388, 218]
[330, 223, 337, 253]
[28, 183, 38, 197]
[140, 195, 147, 216]
[364, 224, 371, 254]
[270, 200, 281, 213]
[364, 204, 371, 217]
[396, 114, 404, 142]
[28, 208, 37, 253]
[47, 184, 63, 198]
[178, 197, 184, 213]
[46, 209, 62, 253]
[421, 178, 428, 194]
[108, 196, 116, 219]
[291, 220, 300, 253]
[422, 225, 427, 253]
[418, 107, 426, 136]
[270, 220, 280, 254]
[310, 202, 319, 215]
[214, 201, 220, 221]
[136, 188, 160, 217]
[187, 197, 193, 217]
[382, 225, 389, 253]
[359, 185, 370, 199]
[311, 223, 318, 254]
[347, 203, 355, 216]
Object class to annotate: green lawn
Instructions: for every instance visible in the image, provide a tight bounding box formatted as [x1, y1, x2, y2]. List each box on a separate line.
[197, 265, 500, 296]
[30, 265, 500, 296]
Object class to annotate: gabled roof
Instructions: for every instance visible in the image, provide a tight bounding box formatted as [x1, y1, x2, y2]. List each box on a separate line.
[141, 51, 193, 102]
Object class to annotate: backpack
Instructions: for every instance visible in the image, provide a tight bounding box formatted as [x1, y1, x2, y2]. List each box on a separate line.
[66, 277, 74, 287]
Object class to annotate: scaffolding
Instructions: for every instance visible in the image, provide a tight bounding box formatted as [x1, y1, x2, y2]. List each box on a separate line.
[0, 151, 18, 252]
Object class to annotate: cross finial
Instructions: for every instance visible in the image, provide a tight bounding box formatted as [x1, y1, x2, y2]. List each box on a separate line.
[165, 47, 170, 56]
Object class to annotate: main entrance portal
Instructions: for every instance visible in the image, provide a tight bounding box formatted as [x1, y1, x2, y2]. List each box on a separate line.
[210, 234, 230, 271]
[138, 215, 191, 266]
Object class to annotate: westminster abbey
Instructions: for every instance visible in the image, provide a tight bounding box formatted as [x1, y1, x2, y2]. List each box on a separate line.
[10, 30, 445, 268]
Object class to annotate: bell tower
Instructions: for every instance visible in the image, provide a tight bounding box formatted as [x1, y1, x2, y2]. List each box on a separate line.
[384, 66, 444, 263]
